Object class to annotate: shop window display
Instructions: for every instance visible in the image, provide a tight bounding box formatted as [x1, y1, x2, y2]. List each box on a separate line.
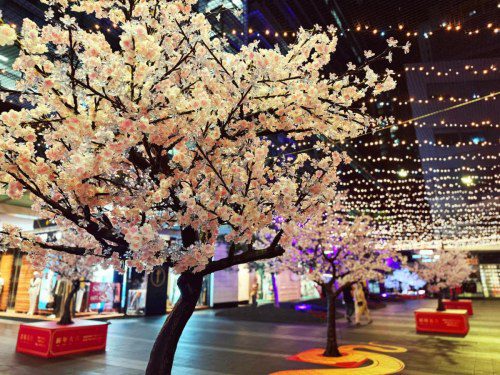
[301, 277, 321, 300]
[89, 266, 120, 313]
[368, 281, 381, 294]
[0, 252, 14, 310]
[27, 272, 41, 315]
[126, 268, 148, 316]
[0, 251, 123, 319]
[37, 270, 56, 311]
[480, 264, 500, 298]
[6, 250, 22, 311]
[13, 253, 36, 313]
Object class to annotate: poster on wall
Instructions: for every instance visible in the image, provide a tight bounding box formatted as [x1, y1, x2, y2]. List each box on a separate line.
[89, 282, 114, 304]
[126, 289, 146, 315]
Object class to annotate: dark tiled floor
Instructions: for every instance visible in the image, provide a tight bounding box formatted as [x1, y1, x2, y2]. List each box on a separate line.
[0, 299, 498, 374]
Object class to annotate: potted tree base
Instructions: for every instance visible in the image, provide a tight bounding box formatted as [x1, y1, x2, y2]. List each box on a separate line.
[413, 249, 471, 334]
[16, 254, 110, 358]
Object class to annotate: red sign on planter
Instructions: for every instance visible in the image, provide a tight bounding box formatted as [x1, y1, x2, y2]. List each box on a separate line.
[414, 308, 469, 336]
[443, 299, 473, 315]
[16, 319, 108, 358]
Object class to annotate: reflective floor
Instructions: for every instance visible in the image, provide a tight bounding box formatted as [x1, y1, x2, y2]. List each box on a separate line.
[0, 299, 498, 374]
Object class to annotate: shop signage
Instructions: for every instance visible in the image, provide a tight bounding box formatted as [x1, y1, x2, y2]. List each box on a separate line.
[414, 308, 469, 335]
[149, 267, 166, 287]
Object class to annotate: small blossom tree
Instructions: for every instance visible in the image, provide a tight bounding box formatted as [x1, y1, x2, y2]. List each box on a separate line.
[44, 250, 97, 325]
[385, 268, 426, 294]
[414, 249, 470, 311]
[0, 0, 405, 372]
[280, 207, 403, 357]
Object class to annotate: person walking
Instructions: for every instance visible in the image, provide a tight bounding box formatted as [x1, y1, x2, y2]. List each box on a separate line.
[353, 282, 372, 326]
[342, 282, 355, 323]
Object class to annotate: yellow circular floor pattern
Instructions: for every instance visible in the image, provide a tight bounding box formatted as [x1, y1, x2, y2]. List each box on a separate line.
[270, 343, 407, 375]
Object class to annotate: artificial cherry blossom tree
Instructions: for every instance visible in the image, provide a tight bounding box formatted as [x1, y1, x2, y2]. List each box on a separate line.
[44, 250, 97, 324]
[0, 0, 405, 372]
[279, 207, 403, 357]
[385, 268, 426, 294]
[414, 249, 470, 311]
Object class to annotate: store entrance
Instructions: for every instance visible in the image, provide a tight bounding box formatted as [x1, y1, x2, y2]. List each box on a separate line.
[166, 271, 209, 311]
[6, 250, 22, 310]
[145, 265, 169, 315]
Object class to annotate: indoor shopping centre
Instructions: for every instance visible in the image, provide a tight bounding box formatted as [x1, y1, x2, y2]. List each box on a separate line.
[0, 0, 498, 374]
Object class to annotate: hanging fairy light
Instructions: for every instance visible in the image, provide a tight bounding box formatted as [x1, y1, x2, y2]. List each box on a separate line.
[397, 169, 409, 178]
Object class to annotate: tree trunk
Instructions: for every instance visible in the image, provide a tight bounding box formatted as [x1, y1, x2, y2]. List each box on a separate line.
[436, 289, 446, 311]
[145, 272, 203, 375]
[323, 290, 341, 357]
[271, 272, 280, 308]
[450, 288, 458, 301]
[58, 280, 79, 325]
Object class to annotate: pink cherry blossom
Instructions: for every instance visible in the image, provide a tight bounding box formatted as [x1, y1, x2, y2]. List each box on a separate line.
[0, 24, 16, 46]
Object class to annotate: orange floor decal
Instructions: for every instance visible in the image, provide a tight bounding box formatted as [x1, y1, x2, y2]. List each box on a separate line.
[270, 343, 407, 375]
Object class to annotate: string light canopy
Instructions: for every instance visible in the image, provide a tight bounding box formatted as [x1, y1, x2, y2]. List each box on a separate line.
[215, 20, 498, 41]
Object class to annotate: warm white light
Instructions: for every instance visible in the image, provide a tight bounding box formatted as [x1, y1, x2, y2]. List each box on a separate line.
[398, 169, 409, 178]
[461, 175, 474, 186]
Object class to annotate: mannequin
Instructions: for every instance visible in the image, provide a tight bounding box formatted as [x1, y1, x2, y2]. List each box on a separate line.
[75, 279, 86, 313]
[27, 272, 42, 315]
[53, 275, 67, 317]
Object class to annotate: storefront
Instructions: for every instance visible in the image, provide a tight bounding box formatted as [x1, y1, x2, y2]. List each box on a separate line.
[0, 249, 24, 312]
[250, 269, 320, 304]
[0, 248, 125, 317]
[473, 252, 500, 298]
[167, 269, 210, 309]
[124, 265, 211, 316]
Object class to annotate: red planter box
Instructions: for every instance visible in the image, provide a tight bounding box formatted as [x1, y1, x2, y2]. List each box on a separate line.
[16, 319, 108, 358]
[414, 308, 469, 336]
[400, 294, 425, 300]
[443, 299, 473, 315]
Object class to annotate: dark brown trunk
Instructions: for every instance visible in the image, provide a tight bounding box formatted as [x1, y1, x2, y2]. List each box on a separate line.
[450, 288, 458, 301]
[323, 290, 341, 357]
[145, 272, 203, 375]
[58, 280, 79, 325]
[271, 272, 280, 308]
[436, 289, 446, 311]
